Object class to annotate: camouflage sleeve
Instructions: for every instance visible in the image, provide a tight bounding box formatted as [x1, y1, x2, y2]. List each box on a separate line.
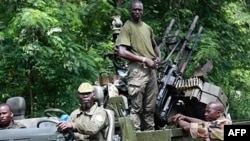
[68, 109, 78, 124]
[11, 121, 26, 129]
[73, 132, 90, 141]
[190, 122, 209, 140]
[17, 122, 27, 128]
[208, 118, 232, 140]
[72, 109, 108, 136]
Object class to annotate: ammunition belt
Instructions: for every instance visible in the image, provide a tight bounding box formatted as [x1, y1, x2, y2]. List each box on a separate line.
[173, 76, 203, 90]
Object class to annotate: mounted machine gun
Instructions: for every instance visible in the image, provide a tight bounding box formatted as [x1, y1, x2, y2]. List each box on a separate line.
[155, 15, 230, 129]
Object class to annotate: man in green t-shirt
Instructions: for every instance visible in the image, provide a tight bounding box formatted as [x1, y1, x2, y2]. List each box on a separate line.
[115, 0, 161, 131]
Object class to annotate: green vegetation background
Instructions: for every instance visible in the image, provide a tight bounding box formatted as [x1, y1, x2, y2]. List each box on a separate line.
[0, 0, 249, 120]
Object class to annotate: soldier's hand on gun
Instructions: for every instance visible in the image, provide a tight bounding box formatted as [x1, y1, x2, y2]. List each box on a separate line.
[172, 113, 185, 122]
[143, 57, 160, 69]
[153, 57, 160, 69]
[154, 57, 161, 63]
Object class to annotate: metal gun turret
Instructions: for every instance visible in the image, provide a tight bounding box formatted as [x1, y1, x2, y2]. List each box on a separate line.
[155, 15, 204, 127]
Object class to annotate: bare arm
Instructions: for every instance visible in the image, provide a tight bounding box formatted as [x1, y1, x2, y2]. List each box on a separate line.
[177, 119, 191, 132]
[118, 45, 155, 68]
[172, 113, 205, 132]
[182, 115, 204, 123]
[118, 45, 143, 62]
[172, 113, 205, 123]
[152, 38, 161, 61]
[152, 38, 161, 65]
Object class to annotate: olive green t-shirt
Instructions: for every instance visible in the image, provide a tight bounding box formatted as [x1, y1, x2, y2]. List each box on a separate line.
[115, 20, 156, 59]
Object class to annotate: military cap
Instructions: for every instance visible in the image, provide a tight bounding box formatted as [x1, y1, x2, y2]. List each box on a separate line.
[78, 82, 94, 93]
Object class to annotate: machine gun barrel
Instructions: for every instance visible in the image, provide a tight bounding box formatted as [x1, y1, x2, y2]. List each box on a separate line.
[156, 15, 201, 122]
[161, 30, 180, 65]
[180, 26, 203, 74]
[158, 19, 175, 49]
[174, 15, 199, 65]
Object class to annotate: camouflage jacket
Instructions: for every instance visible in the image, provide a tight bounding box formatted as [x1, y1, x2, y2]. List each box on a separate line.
[0, 120, 26, 130]
[69, 103, 108, 141]
[190, 117, 232, 141]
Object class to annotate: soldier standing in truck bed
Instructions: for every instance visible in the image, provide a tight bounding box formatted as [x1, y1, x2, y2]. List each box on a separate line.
[115, 0, 161, 131]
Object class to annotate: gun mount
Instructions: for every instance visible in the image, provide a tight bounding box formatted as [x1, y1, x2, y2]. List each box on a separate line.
[154, 16, 230, 129]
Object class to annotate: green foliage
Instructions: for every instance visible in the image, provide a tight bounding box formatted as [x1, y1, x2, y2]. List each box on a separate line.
[0, 0, 115, 117]
[0, 0, 250, 120]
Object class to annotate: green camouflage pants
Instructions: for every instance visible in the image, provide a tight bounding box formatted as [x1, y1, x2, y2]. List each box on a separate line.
[127, 62, 158, 131]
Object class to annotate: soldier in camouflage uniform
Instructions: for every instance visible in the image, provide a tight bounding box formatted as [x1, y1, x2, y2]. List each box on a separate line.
[56, 83, 109, 141]
[172, 101, 232, 141]
[0, 103, 26, 129]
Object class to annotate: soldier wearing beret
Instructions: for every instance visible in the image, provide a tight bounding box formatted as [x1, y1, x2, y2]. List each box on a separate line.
[56, 82, 108, 141]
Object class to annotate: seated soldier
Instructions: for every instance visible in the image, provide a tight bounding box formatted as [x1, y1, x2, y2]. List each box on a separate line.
[56, 82, 109, 141]
[172, 101, 232, 141]
[0, 103, 26, 129]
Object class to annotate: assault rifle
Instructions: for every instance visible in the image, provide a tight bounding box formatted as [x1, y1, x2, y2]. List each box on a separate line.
[155, 15, 203, 126]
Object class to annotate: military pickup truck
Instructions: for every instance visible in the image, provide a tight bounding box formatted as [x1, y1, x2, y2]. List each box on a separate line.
[1, 15, 249, 141]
